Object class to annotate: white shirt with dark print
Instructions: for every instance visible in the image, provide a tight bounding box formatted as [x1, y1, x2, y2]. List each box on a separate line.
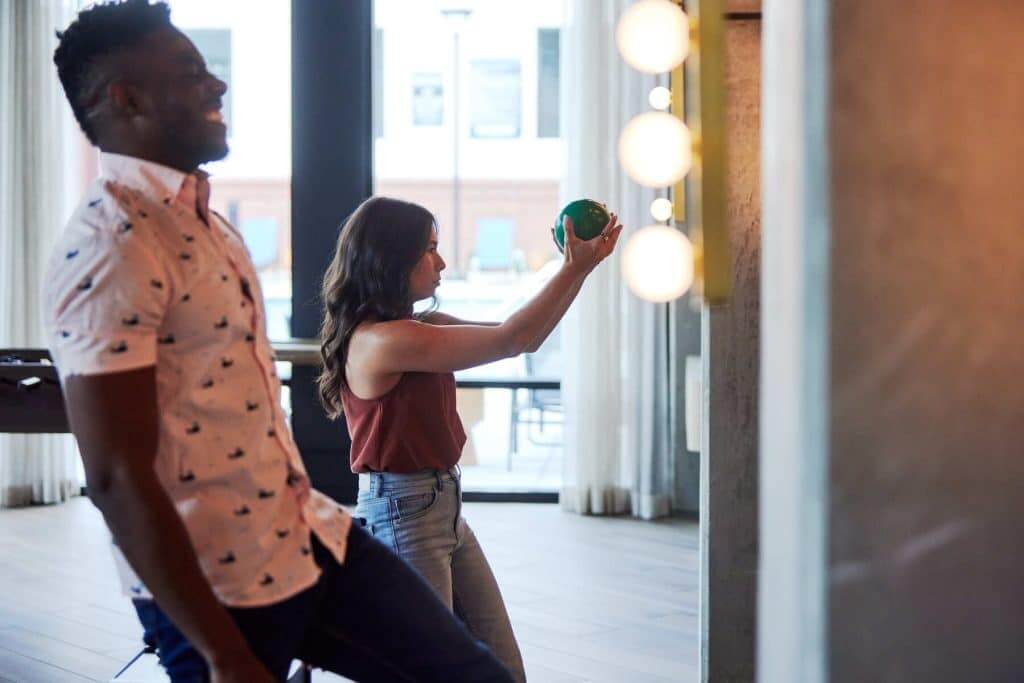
[44, 153, 350, 608]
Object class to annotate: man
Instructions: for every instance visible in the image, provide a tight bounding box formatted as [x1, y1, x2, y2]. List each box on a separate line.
[46, 2, 513, 681]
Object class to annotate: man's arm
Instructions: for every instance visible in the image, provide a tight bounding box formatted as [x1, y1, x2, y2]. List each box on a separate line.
[64, 366, 271, 682]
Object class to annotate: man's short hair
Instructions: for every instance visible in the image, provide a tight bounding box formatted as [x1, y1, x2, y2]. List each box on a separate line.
[53, 0, 172, 144]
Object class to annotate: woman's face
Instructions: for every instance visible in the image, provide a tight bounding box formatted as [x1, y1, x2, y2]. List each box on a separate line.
[408, 227, 446, 302]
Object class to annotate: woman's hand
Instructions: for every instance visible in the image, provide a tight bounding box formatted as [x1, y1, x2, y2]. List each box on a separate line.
[560, 213, 623, 274]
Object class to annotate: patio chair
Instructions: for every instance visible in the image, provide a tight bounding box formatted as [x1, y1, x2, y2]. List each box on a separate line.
[507, 331, 563, 469]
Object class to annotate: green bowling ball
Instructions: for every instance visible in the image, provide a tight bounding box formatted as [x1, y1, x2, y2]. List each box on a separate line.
[553, 199, 610, 252]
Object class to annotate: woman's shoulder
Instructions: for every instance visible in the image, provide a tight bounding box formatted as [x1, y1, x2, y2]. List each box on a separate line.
[352, 317, 430, 345]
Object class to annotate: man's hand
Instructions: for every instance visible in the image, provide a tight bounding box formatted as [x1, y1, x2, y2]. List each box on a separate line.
[210, 653, 276, 683]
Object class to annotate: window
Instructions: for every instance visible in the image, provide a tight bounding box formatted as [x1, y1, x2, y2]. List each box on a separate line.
[412, 73, 445, 126]
[469, 59, 521, 139]
[183, 28, 233, 129]
[373, 27, 384, 138]
[537, 29, 560, 138]
[374, 0, 565, 493]
[170, 1, 292, 342]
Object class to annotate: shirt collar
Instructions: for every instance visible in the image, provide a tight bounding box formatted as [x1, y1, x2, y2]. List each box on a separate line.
[99, 152, 211, 223]
[99, 152, 190, 202]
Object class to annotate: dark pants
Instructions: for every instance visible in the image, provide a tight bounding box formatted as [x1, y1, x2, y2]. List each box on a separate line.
[132, 523, 513, 682]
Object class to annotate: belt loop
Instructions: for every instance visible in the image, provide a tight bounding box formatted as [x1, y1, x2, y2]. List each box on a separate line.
[372, 472, 380, 496]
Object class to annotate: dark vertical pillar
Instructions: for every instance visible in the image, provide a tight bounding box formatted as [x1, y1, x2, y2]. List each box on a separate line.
[290, 0, 373, 504]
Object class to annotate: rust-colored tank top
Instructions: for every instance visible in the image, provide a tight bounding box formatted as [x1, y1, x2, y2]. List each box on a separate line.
[340, 372, 467, 473]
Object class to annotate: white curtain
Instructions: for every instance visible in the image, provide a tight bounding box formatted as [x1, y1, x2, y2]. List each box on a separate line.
[0, 0, 84, 507]
[560, 0, 675, 519]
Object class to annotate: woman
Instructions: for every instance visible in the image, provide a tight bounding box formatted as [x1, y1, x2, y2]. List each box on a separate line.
[318, 196, 621, 681]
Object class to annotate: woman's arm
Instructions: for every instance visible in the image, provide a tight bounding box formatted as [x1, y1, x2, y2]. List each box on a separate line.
[351, 215, 622, 376]
[422, 265, 577, 352]
[421, 300, 558, 352]
[521, 273, 584, 353]
[419, 311, 500, 327]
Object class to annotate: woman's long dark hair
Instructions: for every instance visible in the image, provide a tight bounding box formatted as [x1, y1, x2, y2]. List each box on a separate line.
[318, 196, 437, 419]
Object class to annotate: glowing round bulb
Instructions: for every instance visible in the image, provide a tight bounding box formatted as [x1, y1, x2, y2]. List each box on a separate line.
[618, 112, 692, 188]
[650, 197, 674, 222]
[648, 86, 672, 111]
[622, 225, 694, 302]
[616, 0, 689, 74]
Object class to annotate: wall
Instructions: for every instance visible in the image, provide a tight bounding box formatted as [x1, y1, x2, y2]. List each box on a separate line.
[828, 1, 1024, 679]
[699, 11, 763, 682]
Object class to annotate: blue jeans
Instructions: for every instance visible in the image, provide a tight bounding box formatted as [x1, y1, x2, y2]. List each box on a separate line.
[356, 468, 526, 683]
[132, 522, 513, 682]
[133, 599, 206, 682]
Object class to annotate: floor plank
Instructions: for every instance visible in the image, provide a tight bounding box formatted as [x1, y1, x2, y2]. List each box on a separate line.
[0, 629, 122, 682]
[0, 498, 698, 682]
[0, 645, 95, 683]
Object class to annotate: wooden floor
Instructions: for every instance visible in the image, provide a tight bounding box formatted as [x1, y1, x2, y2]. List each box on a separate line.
[0, 499, 698, 683]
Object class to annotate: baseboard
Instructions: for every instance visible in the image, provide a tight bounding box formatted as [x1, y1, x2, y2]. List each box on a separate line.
[462, 491, 559, 503]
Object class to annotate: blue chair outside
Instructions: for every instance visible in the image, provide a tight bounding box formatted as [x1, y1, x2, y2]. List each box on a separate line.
[473, 218, 516, 271]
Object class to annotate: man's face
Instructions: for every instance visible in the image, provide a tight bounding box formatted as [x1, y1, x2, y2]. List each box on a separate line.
[127, 27, 229, 168]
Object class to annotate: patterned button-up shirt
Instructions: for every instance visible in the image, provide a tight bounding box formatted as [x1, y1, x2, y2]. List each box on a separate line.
[44, 153, 350, 607]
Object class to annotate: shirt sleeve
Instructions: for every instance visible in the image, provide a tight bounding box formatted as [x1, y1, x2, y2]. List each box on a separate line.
[46, 229, 172, 378]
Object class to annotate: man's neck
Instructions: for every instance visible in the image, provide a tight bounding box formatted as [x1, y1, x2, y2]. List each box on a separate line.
[99, 140, 197, 174]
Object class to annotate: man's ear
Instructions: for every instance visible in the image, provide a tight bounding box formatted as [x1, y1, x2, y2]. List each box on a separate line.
[107, 80, 143, 118]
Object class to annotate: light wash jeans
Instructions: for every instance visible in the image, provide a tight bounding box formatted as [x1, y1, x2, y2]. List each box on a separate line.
[356, 467, 527, 683]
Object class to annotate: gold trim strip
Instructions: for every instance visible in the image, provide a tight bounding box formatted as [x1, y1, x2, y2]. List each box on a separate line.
[671, 63, 686, 224]
[685, 0, 732, 304]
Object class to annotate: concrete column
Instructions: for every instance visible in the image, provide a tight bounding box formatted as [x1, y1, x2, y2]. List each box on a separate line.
[828, 1, 1024, 680]
[699, 10, 763, 682]
[761, 1, 1024, 681]
[757, 0, 830, 680]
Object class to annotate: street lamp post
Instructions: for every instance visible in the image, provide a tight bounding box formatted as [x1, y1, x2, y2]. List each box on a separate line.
[441, 6, 471, 277]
